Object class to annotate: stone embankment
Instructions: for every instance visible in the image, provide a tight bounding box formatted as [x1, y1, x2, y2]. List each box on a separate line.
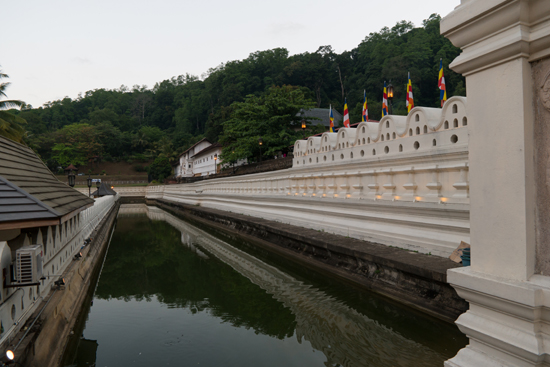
[12, 201, 119, 367]
[148, 198, 467, 322]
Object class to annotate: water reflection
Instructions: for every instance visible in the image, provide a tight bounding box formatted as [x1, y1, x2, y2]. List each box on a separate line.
[103, 204, 464, 367]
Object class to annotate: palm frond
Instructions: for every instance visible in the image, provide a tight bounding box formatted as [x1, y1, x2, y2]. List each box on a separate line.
[0, 99, 23, 110]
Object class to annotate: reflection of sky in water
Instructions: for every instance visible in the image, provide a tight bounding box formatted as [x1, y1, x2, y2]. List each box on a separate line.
[75, 205, 465, 367]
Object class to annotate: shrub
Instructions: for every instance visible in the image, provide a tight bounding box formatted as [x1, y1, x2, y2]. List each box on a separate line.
[147, 157, 171, 181]
[133, 164, 145, 172]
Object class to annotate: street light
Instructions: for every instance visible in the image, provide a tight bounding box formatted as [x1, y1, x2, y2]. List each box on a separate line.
[258, 138, 263, 163]
[301, 119, 306, 139]
[67, 168, 75, 188]
[387, 83, 394, 115]
[86, 175, 92, 197]
[214, 153, 218, 174]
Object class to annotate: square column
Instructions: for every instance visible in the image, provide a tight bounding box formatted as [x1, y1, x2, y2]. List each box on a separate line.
[441, 0, 550, 365]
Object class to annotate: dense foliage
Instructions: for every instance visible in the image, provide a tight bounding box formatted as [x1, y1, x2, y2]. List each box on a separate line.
[12, 14, 463, 170]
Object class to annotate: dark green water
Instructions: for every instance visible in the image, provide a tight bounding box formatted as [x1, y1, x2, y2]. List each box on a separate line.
[65, 204, 467, 367]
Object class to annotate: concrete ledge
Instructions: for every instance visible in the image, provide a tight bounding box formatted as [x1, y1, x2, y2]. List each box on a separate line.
[148, 198, 468, 322]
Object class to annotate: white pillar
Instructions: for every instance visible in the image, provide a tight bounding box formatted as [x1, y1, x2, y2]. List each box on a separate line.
[441, 1, 550, 366]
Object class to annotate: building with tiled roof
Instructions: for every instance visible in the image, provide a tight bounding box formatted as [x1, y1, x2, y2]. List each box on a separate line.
[0, 135, 94, 229]
[298, 108, 343, 129]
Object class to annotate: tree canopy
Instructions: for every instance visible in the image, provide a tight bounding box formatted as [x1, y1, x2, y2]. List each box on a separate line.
[220, 86, 316, 162]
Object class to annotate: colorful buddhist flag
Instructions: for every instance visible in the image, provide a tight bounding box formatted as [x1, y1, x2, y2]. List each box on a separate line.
[382, 82, 388, 116]
[343, 98, 350, 128]
[362, 90, 368, 122]
[406, 72, 414, 113]
[329, 105, 334, 132]
[438, 59, 447, 107]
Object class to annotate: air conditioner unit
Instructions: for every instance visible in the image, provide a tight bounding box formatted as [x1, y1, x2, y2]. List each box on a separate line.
[15, 245, 43, 284]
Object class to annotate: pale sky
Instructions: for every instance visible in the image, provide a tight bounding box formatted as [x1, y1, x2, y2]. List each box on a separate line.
[3, 0, 459, 108]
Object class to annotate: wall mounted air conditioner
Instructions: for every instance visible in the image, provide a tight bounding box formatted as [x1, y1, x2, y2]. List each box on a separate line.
[15, 245, 43, 285]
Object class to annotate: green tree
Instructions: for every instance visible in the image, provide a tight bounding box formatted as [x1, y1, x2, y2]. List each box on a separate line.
[147, 156, 172, 181]
[220, 85, 315, 162]
[51, 123, 103, 166]
[0, 68, 26, 143]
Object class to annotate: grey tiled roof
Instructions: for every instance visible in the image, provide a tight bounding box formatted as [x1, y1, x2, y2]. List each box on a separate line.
[0, 135, 94, 226]
[0, 176, 58, 226]
[299, 108, 343, 128]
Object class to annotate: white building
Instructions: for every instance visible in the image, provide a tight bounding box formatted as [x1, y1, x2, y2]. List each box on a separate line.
[176, 138, 212, 178]
[191, 143, 222, 176]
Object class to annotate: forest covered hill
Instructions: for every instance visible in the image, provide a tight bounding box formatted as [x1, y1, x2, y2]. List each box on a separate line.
[12, 14, 464, 173]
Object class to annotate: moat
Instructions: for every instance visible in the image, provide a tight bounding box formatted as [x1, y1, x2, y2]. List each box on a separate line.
[64, 204, 467, 367]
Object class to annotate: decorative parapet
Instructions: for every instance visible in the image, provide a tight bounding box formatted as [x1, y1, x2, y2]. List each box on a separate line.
[291, 96, 469, 204]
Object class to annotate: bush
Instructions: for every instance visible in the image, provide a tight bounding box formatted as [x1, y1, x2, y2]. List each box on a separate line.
[101, 170, 106, 175]
[133, 164, 145, 172]
[147, 157, 171, 181]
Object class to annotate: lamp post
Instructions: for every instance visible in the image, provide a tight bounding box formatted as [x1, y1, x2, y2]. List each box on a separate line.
[301, 119, 306, 139]
[86, 175, 92, 197]
[67, 168, 76, 188]
[387, 83, 394, 115]
[258, 138, 263, 163]
[214, 153, 218, 174]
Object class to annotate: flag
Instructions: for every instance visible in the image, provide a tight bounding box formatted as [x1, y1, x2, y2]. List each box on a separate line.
[329, 105, 334, 132]
[343, 98, 350, 128]
[362, 90, 368, 122]
[382, 82, 388, 116]
[406, 72, 414, 113]
[438, 59, 447, 107]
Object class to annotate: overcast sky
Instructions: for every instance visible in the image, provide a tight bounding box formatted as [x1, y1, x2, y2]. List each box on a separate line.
[3, 0, 459, 108]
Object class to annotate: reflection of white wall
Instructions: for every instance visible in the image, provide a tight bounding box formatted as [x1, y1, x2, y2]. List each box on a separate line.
[143, 205, 443, 367]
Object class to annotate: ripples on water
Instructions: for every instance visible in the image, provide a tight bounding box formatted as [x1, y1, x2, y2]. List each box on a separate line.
[64, 204, 467, 367]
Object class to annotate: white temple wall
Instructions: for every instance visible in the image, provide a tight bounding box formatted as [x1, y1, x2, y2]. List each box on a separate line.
[146, 97, 470, 257]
